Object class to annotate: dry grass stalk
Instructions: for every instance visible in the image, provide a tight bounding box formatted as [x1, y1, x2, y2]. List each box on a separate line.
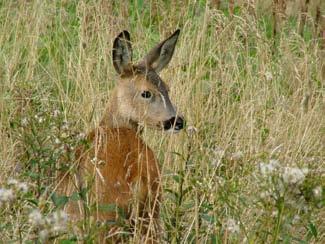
[229, 0, 235, 17]
[0, 1, 325, 243]
[299, 0, 310, 36]
[211, 0, 221, 9]
[272, 0, 287, 39]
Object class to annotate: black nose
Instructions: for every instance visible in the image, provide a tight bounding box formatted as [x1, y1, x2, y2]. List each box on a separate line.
[163, 116, 184, 131]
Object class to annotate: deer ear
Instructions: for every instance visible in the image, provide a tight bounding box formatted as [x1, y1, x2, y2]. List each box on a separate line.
[112, 30, 133, 76]
[142, 29, 180, 73]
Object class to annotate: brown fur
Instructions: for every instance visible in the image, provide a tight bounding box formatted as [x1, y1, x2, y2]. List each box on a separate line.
[61, 127, 160, 219]
[57, 127, 160, 242]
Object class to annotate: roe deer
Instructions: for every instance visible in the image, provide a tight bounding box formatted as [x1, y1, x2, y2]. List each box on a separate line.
[57, 29, 184, 242]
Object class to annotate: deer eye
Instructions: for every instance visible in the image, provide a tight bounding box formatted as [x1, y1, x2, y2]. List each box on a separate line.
[141, 91, 152, 99]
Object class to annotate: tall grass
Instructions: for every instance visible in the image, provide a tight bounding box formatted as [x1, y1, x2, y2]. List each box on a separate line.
[0, 0, 324, 243]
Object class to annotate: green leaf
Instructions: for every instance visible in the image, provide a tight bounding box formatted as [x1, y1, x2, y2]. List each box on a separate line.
[172, 174, 182, 183]
[51, 192, 69, 208]
[307, 222, 318, 238]
[183, 201, 195, 210]
[79, 187, 88, 201]
[210, 234, 222, 244]
[96, 204, 117, 212]
[70, 191, 80, 201]
[165, 188, 179, 201]
[201, 213, 216, 224]
[59, 239, 77, 244]
[26, 198, 39, 206]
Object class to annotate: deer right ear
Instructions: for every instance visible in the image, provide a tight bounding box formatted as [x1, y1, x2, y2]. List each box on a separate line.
[112, 30, 133, 76]
[141, 29, 180, 73]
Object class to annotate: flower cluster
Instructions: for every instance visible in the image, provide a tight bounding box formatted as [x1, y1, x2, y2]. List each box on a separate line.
[28, 209, 69, 240]
[282, 167, 308, 185]
[258, 159, 308, 187]
[264, 71, 273, 81]
[7, 178, 29, 193]
[0, 178, 29, 206]
[256, 159, 313, 213]
[211, 146, 244, 167]
[224, 218, 240, 234]
[259, 159, 280, 176]
[0, 188, 14, 205]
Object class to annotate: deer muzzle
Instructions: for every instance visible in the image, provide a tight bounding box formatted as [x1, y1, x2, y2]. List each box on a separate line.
[163, 116, 185, 132]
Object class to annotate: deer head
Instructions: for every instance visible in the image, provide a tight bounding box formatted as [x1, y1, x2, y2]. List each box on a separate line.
[110, 29, 184, 133]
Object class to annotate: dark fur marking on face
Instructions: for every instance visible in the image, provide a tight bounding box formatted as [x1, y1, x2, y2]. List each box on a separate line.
[135, 66, 169, 95]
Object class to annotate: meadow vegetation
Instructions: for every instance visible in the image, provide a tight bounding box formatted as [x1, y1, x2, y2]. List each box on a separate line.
[0, 0, 324, 243]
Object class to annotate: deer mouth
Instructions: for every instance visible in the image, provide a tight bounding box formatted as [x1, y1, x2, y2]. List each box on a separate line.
[163, 116, 184, 132]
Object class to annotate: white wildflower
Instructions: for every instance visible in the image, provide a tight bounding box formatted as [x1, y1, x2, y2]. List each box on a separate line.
[271, 210, 278, 217]
[17, 182, 28, 193]
[61, 132, 68, 138]
[48, 210, 68, 233]
[7, 179, 28, 193]
[21, 117, 28, 126]
[91, 157, 104, 165]
[259, 162, 271, 176]
[260, 190, 271, 199]
[292, 215, 300, 224]
[0, 188, 14, 203]
[53, 109, 60, 118]
[29, 209, 44, 226]
[38, 117, 45, 123]
[59, 145, 66, 152]
[231, 151, 243, 161]
[213, 147, 225, 159]
[187, 125, 198, 135]
[62, 121, 69, 130]
[216, 176, 225, 187]
[7, 178, 19, 186]
[224, 218, 240, 234]
[39, 229, 49, 240]
[269, 159, 280, 168]
[54, 138, 61, 144]
[259, 159, 280, 176]
[53, 210, 68, 223]
[77, 132, 86, 140]
[195, 180, 203, 187]
[34, 114, 44, 123]
[313, 186, 322, 199]
[265, 71, 273, 81]
[282, 167, 308, 185]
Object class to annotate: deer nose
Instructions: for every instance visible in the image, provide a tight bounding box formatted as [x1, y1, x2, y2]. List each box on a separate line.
[163, 116, 185, 131]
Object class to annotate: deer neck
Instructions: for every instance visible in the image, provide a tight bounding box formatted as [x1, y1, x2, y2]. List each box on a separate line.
[99, 89, 139, 131]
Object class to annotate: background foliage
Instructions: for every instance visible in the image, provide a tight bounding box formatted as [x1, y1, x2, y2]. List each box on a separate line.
[0, 0, 324, 243]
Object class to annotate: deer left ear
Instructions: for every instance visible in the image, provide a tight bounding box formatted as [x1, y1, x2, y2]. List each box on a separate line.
[112, 30, 133, 76]
[141, 29, 180, 73]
